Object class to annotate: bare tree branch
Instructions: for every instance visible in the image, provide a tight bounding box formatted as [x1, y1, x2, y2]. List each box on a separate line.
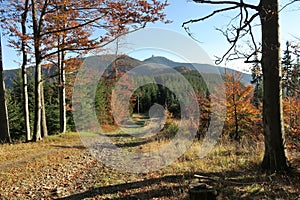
[280, 0, 300, 12]
[41, 24, 146, 59]
[41, 12, 109, 37]
[214, 12, 259, 64]
[193, 0, 258, 10]
[183, 0, 260, 65]
[182, 5, 239, 26]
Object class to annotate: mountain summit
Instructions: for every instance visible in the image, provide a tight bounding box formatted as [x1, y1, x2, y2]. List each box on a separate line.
[3, 55, 252, 87]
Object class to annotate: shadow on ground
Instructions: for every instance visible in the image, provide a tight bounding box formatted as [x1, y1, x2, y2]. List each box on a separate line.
[56, 165, 300, 200]
[56, 174, 189, 200]
[51, 145, 86, 150]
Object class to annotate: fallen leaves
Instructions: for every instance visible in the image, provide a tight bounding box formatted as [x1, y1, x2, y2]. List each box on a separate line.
[0, 132, 299, 199]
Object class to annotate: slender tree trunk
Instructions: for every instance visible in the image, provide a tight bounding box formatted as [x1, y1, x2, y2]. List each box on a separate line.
[33, 62, 42, 141]
[0, 34, 11, 143]
[57, 4, 67, 134]
[22, 57, 31, 141]
[233, 96, 239, 141]
[137, 94, 140, 114]
[21, 0, 31, 141]
[41, 83, 48, 137]
[59, 49, 67, 134]
[234, 102, 239, 141]
[57, 37, 66, 134]
[31, 0, 42, 141]
[260, 0, 289, 172]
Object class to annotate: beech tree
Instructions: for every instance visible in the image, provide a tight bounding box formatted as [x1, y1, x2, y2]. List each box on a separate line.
[0, 33, 11, 143]
[1, 0, 32, 141]
[211, 72, 260, 140]
[1, 0, 45, 141]
[0, 0, 10, 143]
[2, 0, 168, 139]
[21, 0, 31, 141]
[42, 0, 168, 134]
[182, 0, 299, 172]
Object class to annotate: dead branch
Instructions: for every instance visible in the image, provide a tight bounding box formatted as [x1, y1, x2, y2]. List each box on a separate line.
[280, 0, 300, 12]
[41, 24, 146, 59]
[183, 6, 239, 26]
[193, 1, 258, 10]
[194, 174, 267, 185]
[182, 0, 260, 65]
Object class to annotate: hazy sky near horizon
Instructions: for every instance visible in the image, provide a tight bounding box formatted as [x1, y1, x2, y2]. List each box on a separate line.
[2, 0, 300, 72]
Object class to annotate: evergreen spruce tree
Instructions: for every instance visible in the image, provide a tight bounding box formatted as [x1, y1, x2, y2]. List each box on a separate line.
[282, 41, 293, 97]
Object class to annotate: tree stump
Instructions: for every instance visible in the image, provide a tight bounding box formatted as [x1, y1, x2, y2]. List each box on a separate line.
[189, 183, 217, 200]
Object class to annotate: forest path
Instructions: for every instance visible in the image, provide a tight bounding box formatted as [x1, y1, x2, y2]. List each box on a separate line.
[0, 121, 187, 200]
[1, 130, 300, 199]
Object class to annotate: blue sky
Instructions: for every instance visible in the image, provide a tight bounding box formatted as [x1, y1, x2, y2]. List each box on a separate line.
[2, 0, 300, 72]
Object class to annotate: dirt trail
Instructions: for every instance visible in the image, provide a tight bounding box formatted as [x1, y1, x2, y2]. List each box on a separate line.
[1, 132, 299, 200]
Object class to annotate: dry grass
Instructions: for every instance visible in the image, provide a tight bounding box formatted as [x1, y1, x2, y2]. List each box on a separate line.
[0, 133, 81, 164]
[0, 131, 299, 199]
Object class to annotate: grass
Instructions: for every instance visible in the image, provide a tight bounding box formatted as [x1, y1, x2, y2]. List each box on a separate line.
[0, 129, 299, 199]
[0, 133, 79, 163]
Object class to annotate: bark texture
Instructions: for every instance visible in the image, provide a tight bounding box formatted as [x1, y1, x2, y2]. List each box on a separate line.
[59, 46, 66, 134]
[31, 0, 42, 141]
[259, 0, 289, 172]
[0, 34, 11, 143]
[21, 0, 31, 141]
[41, 83, 48, 137]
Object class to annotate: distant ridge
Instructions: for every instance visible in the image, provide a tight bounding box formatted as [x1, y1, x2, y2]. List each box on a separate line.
[3, 55, 252, 88]
[143, 56, 252, 84]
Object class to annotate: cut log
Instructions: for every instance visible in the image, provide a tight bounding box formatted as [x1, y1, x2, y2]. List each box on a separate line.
[189, 183, 217, 200]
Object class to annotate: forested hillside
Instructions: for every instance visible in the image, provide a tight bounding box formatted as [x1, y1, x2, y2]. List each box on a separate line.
[4, 54, 249, 138]
[3, 55, 252, 88]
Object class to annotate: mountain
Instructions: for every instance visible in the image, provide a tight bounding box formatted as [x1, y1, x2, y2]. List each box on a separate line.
[3, 55, 252, 88]
[3, 66, 59, 89]
[143, 56, 252, 84]
[103, 55, 143, 78]
[3, 69, 18, 88]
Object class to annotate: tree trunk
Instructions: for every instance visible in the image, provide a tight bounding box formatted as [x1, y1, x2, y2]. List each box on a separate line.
[33, 62, 42, 141]
[41, 83, 48, 137]
[22, 58, 31, 141]
[59, 50, 66, 134]
[22, 64, 31, 142]
[57, 4, 67, 134]
[259, 0, 289, 172]
[233, 94, 239, 141]
[21, 0, 31, 142]
[0, 34, 11, 143]
[31, 0, 42, 141]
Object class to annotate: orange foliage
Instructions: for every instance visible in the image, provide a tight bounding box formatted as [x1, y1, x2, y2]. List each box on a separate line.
[111, 71, 136, 127]
[283, 96, 300, 151]
[3, 0, 168, 66]
[196, 94, 211, 139]
[211, 72, 262, 140]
